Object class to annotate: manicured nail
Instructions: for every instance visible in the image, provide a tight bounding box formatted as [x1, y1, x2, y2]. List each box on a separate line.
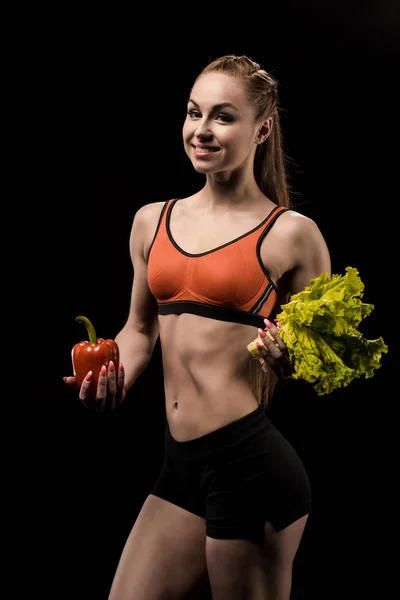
[258, 329, 266, 338]
[265, 319, 272, 329]
[101, 365, 106, 377]
[109, 361, 115, 372]
[119, 362, 124, 371]
[85, 371, 93, 381]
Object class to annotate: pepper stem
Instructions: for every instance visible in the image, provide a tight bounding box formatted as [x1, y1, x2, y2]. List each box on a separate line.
[76, 315, 97, 346]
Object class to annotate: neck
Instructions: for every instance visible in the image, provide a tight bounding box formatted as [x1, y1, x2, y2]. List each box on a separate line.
[197, 169, 264, 216]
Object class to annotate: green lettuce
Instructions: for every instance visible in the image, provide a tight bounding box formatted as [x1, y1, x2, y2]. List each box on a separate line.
[276, 266, 388, 395]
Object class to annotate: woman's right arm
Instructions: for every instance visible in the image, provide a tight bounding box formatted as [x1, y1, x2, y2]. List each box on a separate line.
[114, 203, 160, 393]
[64, 203, 160, 411]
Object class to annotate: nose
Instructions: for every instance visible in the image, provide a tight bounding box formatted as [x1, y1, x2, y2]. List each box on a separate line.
[193, 118, 214, 141]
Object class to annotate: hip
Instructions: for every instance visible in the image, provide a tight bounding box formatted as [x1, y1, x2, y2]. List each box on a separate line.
[163, 404, 311, 500]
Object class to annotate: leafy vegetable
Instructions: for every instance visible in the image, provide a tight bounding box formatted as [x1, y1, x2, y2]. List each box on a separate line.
[248, 266, 388, 395]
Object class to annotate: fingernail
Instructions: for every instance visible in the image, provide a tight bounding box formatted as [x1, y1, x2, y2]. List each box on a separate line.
[109, 361, 115, 372]
[85, 371, 93, 381]
[63, 377, 67, 383]
[258, 329, 266, 338]
[265, 319, 272, 329]
[101, 365, 106, 377]
[119, 362, 124, 372]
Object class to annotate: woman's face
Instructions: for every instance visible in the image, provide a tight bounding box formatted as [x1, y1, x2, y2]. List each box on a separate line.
[182, 72, 261, 175]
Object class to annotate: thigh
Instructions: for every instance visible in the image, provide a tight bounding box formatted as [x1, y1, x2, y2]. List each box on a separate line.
[205, 515, 309, 600]
[108, 494, 208, 600]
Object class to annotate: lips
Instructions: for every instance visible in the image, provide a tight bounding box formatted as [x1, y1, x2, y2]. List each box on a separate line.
[192, 145, 220, 153]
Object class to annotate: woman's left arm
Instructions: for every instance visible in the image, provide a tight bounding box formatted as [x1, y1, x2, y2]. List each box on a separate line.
[255, 215, 332, 378]
[288, 214, 332, 295]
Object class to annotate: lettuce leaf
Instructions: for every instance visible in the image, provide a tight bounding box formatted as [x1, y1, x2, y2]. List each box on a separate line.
[275, 266, 388, 395]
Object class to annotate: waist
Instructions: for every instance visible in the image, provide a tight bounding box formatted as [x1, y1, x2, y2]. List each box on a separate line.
[165, 379, 259, 442]
[165, 403, 271, 460]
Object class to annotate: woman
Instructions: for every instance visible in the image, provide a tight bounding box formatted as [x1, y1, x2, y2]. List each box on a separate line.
[65, 54, 331, 600]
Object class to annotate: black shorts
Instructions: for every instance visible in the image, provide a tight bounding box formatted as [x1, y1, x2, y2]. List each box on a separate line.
[151, 405, 311, 543]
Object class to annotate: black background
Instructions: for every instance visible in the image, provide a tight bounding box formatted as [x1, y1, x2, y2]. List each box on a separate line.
[20, 3, 399, 599]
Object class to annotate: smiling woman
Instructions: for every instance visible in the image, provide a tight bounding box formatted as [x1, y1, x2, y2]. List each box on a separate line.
[183, 71, 273, 180]
[180, 57, 306, 410]
[65, 54, 331, 600]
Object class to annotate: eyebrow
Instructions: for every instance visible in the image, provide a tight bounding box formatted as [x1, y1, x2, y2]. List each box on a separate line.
[188, 98, 239, 112]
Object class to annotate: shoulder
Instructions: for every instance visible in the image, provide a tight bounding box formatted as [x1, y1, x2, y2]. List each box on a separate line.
[278, 210, 331, 294]
[277, 209, 321, 237]
[134, 195, 197, 233]
[134, 200, 167, 224]
[275, 209, 327, 253]
[132, 200, 170, 262]
[131, 201, 168, 238]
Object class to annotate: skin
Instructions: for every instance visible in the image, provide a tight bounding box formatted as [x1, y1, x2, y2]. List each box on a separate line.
[183, 72, 273, 205]
[65, 70, 332, 599]
[64, 71, 331, 415]
[180, 71, 304, 381]
[63, 360, 125, 412]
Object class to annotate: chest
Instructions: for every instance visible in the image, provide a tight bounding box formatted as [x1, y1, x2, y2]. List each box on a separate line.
[167, 206, 289, 291]
[171, 213, 249, 253]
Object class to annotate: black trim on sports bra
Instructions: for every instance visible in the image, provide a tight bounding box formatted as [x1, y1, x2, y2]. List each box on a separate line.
[166, 198, 285, 258]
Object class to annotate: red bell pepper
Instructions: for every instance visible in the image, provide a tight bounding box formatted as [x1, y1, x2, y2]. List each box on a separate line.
[72, 316, 119, 398]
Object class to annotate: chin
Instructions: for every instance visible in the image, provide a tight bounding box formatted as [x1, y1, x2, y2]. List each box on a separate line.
[191, 160, 212, 171]
[191, 163, 219, 174]
[188, 155, 221, 173]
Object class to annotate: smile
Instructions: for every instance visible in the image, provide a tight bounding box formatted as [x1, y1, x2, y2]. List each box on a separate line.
[192, 145, 221, 156]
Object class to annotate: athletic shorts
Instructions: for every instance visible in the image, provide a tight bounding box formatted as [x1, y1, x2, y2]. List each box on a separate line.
[151, 404, 311, 543]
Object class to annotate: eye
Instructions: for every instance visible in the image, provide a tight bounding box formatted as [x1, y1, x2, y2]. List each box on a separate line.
[187, 109, 201, 118]
[216, 113, 234, 123]
[187, 108, 234, 123]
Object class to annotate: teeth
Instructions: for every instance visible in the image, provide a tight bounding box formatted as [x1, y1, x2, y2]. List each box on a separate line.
[195, 146, 218, 152]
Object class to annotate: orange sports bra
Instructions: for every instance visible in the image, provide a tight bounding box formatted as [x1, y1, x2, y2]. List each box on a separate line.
[147, 199, 289, 328]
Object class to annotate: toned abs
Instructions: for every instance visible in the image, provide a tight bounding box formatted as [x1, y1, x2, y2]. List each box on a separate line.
[143, 197, 291, 441]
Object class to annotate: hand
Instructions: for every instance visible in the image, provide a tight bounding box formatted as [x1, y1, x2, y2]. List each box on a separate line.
[256, 318, 295, 379]
[63, 361, 126, 412]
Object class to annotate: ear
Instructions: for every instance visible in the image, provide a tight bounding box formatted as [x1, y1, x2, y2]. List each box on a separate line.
[256, 116, 273, 144]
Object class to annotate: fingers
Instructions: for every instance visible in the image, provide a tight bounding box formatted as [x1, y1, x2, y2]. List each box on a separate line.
[257, 319, 287, 359]
[264, 319, 287, 352]
[93, 361, 125, 412]
[65, 359, 125, 412]
[115, 362, 126, 408]
[256, 318, 295, 379]
[95, 365, 108, 412]
[100, 361, 125, 411]
[79, 370, 95, 404]
[105, 361, 117, 411]
[63, 376, 79, 390]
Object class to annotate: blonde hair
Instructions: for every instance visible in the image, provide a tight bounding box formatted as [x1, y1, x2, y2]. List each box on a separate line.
[197, 55, 295, 408]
